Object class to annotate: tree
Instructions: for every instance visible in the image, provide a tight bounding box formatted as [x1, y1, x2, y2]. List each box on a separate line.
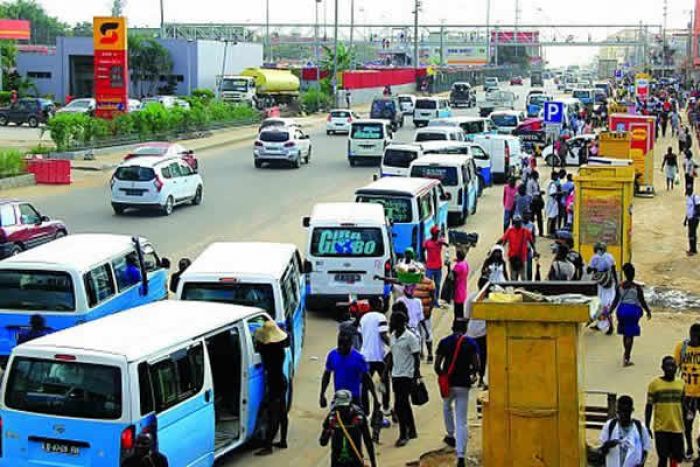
[129, 34, 173, 98]
[321, 42, 355, 74]
[71, 21, 93, 37]
[110, 0, 126, 17]
[0, 0, 70, 45]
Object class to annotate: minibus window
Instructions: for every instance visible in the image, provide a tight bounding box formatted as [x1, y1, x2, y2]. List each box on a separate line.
[460, 121, 483, 134]
[356, 196, 413, 223]
[149, 345, 207, 413]
[418, 194, 434, 220]
[5, 357, 122, 419]
[112, 253, 141, 292]
[0, 270, 75, 312]
[411, 165, 459, 186]
[181, 283, 276, 316]
[383, 149, 417, 168]
[310, 227, 385, 257]
[415, 132, 448, 142]
[280, 268, 299, 320]
[138, 362, 155, 415]
[143, 250, 160, 273]
[415, 100, 437, 110]
[150, 360, 178, 411]
[84, 264, 116, 307]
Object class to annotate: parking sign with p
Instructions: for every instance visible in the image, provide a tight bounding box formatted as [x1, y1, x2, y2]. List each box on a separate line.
[544, 102, 564, 125]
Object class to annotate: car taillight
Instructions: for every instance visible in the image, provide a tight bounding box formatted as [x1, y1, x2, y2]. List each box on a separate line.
[0, 229, 6, 243]
[347, 117, 353, 123]
[110, 176, 116, 189]
[254, 140, 263, 147]
[327, 115, 332, 122]
[284, 141, 295, 147]
[125, 154, 134, 160]
[154, 176, 163, 192]
[121, 425, 135, 452]
[384, 259, 392, 274]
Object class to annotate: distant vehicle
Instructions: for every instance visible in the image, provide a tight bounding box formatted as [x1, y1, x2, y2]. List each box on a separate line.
[414, 126, 465, 143]
[381, 143, 424, 177]
[489, 110, 526, 135]
[56, 98, 95, 116]
[110, 156, 204, 215]
[219, 68, 300, 108]
[397, 94, 417, 114]
[124, 142, 199, 171]
[128, 98, 142, 112]
[254, 127, 312, 169]
[526, 93, 552, 118]
[258, 117, 300, 133]
[141, 95, 190, 110]
[326, 109, 359, 135]
[348, 119, 394, 166]
[479, 90, 517, 117]
[428, 117, 495, 141]
[484, 77, 500, 92]
[449, 82, 476, 108]
[413, 97, 452, 127]
[473, 134, 523, 183]
[542, 134, 596, 167]
[594, 81, 613, 98]
[572, 88, 596, 106]
[0, 200, 67, 258]
[512, 118, 546, 152]
[509, 76, 524, 86]
[0, 98, 55, 127]
[530, 71, 544, 87]
[370, 97, 404, 131]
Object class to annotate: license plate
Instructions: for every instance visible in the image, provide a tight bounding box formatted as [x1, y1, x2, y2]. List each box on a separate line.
[335, 273, 361, 284]
[121, 189, 144, 196]
[335, 123, 344, 126]
[43, 441, 80, 456]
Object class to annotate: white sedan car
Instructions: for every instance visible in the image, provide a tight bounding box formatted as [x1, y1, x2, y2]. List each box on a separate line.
[254, 127, 312, 168]
[326, 109, 360, 135]
[542, 134, 597, 167]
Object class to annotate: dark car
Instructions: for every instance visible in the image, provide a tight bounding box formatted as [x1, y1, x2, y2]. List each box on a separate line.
[370, 97, 404, 131]
[449, 82, 476, 108]
[0, 200, 67, 258]
[0, 98, 55, 128]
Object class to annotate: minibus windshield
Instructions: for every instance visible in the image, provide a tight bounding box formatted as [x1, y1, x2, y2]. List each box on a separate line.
[356, 195, 412, 223]
[181, 282, 275, 316]
[5, 358, 122, 420]
[351, 124, 383, 140]
[0, 270, 75, 312]
[311, 228, 385, 257]
[383, 148, 418, 168]
[410, 165, 459, 186]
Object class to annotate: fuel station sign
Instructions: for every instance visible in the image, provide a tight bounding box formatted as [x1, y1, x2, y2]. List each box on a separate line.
[93, 17, 128, 119]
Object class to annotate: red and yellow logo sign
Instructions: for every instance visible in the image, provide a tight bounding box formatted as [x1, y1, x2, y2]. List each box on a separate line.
[630, 128, 647, 141]
[93, 17, 127, 51]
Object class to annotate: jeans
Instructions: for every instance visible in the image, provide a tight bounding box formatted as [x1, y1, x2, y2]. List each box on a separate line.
[426, 268, 442, 306]
[443, 386, 470, 458]
[392, 377, 416, 439]
[689, 218, 699, 254]
[503, 208, 512, 232]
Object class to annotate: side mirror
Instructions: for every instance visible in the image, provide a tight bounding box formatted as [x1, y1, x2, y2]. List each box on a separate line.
[441, 193, 452, 201]
[302, 260, 313, 274]
[160, 257, 171, 269]
[40, 215, 50, 223]
[302, 216, 310, 228]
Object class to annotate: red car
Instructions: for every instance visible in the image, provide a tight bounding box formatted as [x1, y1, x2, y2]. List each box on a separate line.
[510, 76, 523, 85]
[124, 142, 199, 171]
[0, 199, 68, 258]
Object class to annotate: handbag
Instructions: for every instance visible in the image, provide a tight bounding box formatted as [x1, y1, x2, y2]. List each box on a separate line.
[440, 270, 455, 303]
[410, 378, 429, 406]
[438, 336, 465, 398]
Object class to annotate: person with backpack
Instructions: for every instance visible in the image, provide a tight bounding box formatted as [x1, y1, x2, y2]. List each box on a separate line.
[599, 395, 652, 467]
[685, 187, 700, 256]
[674, 323, 700, 460]
[434, 318, 481, 467]
[588, 242, 618, 335]
[645, 356, 685, 467]
[547, 244, 576, 281]
[319, 389, 378, 467]
[610, 263, 652, 367]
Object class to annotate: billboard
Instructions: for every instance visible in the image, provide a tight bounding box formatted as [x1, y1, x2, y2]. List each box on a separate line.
[0, 20, 30, 40]
[491, 31, 540, 44]
[444, 46, 488, 66]
[93, 17, 128, 119]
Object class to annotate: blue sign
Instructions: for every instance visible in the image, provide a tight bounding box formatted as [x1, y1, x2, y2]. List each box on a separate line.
[615, 69, 623, 79]
[543, 102, 564, 125]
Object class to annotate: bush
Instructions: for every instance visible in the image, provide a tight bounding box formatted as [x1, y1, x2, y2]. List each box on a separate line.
[301, 88, 332, 114]
[28, 144, 52, 155]
[191, 88, 215, 102]
[0, 149, 25, 178]
[0, 91, 11, 106]
[46, 113, 89, 151]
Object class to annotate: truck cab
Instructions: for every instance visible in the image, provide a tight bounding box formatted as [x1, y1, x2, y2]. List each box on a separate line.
[219, 76, 256, 105]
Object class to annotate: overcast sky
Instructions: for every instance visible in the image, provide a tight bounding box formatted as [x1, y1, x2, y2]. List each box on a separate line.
[36, 0, 696, 66]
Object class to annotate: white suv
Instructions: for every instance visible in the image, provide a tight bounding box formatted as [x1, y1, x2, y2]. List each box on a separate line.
[110, 156, 203, 216]
[254, 127, 312, 169]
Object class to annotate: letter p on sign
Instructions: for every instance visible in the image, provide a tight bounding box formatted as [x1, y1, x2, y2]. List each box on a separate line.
[544, 102, 563, 125]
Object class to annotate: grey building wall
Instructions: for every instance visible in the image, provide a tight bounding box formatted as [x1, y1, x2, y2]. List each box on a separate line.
[15, 51, 57, 98]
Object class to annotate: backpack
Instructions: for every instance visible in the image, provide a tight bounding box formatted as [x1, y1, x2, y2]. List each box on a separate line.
[693, 196, 700, 219]
[607, 418, 644, 442]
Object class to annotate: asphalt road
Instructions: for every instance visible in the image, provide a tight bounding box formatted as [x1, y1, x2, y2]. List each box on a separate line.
[15, 82, 543, 466]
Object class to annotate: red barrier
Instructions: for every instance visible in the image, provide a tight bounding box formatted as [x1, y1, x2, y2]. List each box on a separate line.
[25, 159, 71, 184]
[301, 68, 330, 81]
[342, 69, 421, 90]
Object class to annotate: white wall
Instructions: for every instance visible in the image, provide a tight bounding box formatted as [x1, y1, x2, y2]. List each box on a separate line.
[195, 41, 263, 91]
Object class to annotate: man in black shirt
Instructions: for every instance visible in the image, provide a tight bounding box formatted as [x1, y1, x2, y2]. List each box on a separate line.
[434, 319, 480, 467]
[121, 433, 168, 467]
[319, 389, 377, 467]
[254, 320, 291, 456]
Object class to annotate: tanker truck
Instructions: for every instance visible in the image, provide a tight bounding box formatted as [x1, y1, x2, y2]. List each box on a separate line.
[218, 68, 300, 109]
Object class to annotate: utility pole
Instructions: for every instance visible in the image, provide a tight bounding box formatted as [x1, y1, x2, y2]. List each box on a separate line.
[332, 0, 339, 105]
[266, 0, 271, 63]
[350, 0, 355, 69]
[485, 0, 491, 64]
[413, 0, 420, 68]
[514, 0, 520, 57]
[439, 23, 445, 66]
[688, 10, 693, 86]
[315, 0, 321, 84]
[160, 0, 165, 38]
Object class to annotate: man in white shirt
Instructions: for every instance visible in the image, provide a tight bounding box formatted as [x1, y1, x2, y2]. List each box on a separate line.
[685, 188, 700, 256]
[599, 395, 652, 467]
[359, 297, 391, 411]
[396, 285, 424, 337]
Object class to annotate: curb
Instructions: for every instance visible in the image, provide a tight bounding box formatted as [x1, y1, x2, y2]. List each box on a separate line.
[0, 173, 36, 191]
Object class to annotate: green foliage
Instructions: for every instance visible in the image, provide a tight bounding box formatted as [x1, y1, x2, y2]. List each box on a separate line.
[0, 91, 11, 105]
[0, 149, 25, 178]
[0, 0, 70, 45]
[191, 88, 215, 103]
[45, 113, 89, 151]
[28, 143, 51, 154]
[300, 88, 332, 114]
[129, 34, 174, 98]
[321, 42, 355, 73]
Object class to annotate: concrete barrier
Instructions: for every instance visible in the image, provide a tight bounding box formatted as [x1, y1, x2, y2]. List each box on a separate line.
[0, 173, 36, 191]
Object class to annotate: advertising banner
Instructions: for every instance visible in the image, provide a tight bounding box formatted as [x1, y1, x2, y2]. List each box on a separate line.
[93, 17, 128, 119]
[444, 46, 488, 66]
[0, 20, 30, 40]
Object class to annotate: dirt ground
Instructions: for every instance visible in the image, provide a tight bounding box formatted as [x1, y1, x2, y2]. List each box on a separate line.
[406, 130, 700, 467]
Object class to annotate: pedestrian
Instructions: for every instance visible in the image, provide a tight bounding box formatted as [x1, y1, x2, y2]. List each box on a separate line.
[599, 396, 652, 467]
[686, 128, 693, 155]
[588, 242, 618, 335]
[123, 253, 142, 287]
[359, 297, 391, 414]
[320, 332, 379, 413]
[546, 171, 561, 237]
[121, 433, 169, 467]
[557, 136, 569, 168]
[169, 258, 191, 294]
[558, 170, 570, 229]
[466, 278, 488, 388]
[345, 90, 352, 109]
[555, 232, 585, 280]
[661, 147, 679, 191]
[499, 214, 538, 281]
[319, 389, 378, 467]
[451, 249, 470, 319]
[610, 263, 652, 367]
[385, 310, 421, 447]
[254, 320, 291, 455]
[396, 285, 424, 337]
[423, 225, 448, 307]
[480, 245, 508, 284]
[674, 323, 700, 460]
[645, 356, 685, 467]
[526, 171, 544, 236]
[414, 276, 436, 363]
[16, 314, 52, 345]
[685, 187, 700, 256]
[685, 151, 699, 195]
[671, 109, 680, 137]
[662, 110, 669, 138]
[513, 182, 532, 220]
[522, 213, 537, 280]
[434, 318, 480, 467]
[547, 244, 576, 281]
[679, 126, 687, 154]
[503, 177, 517, 232]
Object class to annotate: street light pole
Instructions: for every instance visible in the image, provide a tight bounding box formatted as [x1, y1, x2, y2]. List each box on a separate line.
[332, 0, 339, 105]
[265, 0, 270, 63]
[160, 0, 165, 38]
[315, 0, 321, 85]
[350, 0, 355, 69]
[413, 0, 420, 68]
[486, 0, 491, 65]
